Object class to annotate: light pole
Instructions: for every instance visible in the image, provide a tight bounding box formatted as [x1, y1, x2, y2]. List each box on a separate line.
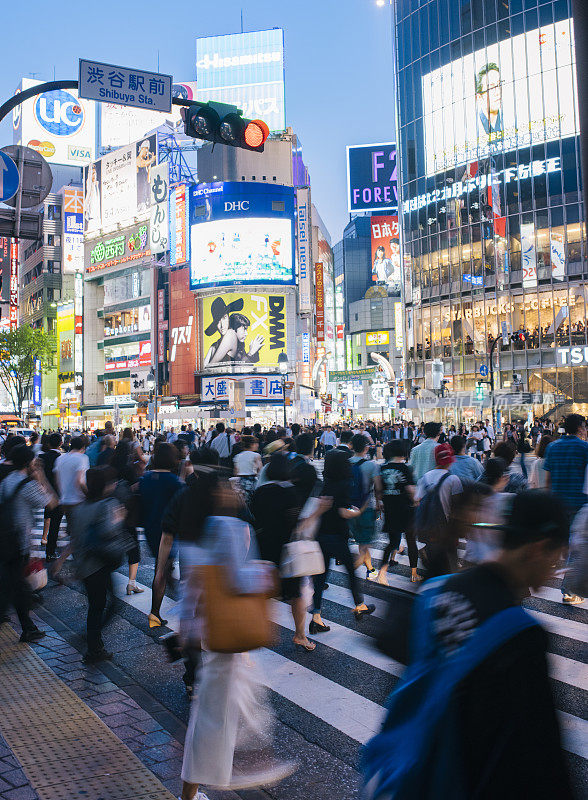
[146, 369, 156, 433]
[64, 387, 72, 431]
[278, 352, 288, 428]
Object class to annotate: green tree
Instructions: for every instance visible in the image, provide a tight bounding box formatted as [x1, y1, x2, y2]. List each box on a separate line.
[0, 326, 54, 418]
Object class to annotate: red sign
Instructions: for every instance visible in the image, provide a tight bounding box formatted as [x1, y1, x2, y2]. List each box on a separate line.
[174, 185, 187, 265]
[157, 289, 166, 364]
[169, 267, 197, 396]
[315, 262, 325, 343]
[9, 239, 18, 330]
[336, 324, 344, 340]
[370, 215, 400, 292]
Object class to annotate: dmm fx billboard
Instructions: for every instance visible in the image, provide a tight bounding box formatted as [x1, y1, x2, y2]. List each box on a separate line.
[13, 78, 96, 166]
[201, 292, 287, 370]
[189, 182, 295, 290]
[196, 29, 286, 133]
[347, 143, 397, 213]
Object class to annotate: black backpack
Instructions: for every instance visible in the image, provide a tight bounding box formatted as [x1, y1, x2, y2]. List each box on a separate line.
[0, 478, 30, 561]
[413, 472, 450, 544]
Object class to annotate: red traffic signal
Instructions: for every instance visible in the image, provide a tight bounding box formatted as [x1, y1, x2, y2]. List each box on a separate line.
[181, 103, 269, 152]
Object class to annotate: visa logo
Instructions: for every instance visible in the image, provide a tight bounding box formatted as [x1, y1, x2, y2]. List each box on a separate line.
[68, 145, 91, 162]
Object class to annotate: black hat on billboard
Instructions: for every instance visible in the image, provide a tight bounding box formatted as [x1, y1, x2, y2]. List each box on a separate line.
[205, 297, 244, 336]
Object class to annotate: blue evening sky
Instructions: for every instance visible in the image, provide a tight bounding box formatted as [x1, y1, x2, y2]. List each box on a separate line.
[1, 0, 395, 242]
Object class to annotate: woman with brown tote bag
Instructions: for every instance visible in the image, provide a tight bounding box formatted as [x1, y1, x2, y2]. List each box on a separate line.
[177, 479, 294, 800]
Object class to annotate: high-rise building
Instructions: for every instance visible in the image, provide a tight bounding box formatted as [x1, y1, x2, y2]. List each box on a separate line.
[396, 0, 587, 418]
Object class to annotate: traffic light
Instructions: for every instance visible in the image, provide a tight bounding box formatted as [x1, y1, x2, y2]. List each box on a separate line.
[181, 101, 270, 152]
[475, 380, 485, 401]
[511, 330, 526, 343]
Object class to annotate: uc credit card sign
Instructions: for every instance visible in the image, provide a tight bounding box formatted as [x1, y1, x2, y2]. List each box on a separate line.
[347, 142, 398, 214]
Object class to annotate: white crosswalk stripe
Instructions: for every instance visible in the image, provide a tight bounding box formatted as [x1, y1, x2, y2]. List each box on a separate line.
[29, 516, 588, 763]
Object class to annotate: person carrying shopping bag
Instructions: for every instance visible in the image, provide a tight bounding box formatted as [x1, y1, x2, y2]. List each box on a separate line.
[178, 478, 295, 800]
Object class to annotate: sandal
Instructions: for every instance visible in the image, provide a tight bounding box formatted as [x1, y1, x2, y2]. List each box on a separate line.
[294, 638, 317, 652]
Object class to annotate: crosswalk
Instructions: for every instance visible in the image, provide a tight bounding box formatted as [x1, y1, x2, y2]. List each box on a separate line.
[29, 513, 588, 766]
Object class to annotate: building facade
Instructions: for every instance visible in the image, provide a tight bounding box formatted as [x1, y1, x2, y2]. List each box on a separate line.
[396, 0, 587, 417]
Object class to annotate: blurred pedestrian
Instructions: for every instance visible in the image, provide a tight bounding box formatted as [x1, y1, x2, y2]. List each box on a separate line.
[310, 450, 375, 633]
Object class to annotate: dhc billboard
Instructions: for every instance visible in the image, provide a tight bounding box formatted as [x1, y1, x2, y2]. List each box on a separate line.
[188, 182, 296, 291]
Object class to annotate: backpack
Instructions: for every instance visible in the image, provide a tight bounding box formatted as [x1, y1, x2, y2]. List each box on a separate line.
[350, 459, 370, 508]
[0, 478, 30, 561]
[413, 472, 450, 544]
[84, 499, 128, 570]
[361, 578, 537, 800]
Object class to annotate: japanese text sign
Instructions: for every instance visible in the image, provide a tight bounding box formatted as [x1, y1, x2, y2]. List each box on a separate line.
[79, 60, 173, 113]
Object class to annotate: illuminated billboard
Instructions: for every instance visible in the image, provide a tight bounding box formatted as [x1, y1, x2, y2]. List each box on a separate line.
[83, 134, 157, 233]
[100, 82, 197, 149]
[370, 215, 401, 295]
[13, 78, 96, 166]
[62, 188, 84, 273]
[189, 182, 295, 290]
[347, 143, 398, 213]
[201, 292, 287, 369]
[196, 29, 286, 133]
[422, 19, 579, 175]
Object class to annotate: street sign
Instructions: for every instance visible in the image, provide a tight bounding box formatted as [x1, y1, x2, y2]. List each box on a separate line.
[79, 59, 173, 113]
[479, 364, 489, 377]
[501, 320, 509, 346]
[1, 146, 52, 208]
[0, 151, 19, 203]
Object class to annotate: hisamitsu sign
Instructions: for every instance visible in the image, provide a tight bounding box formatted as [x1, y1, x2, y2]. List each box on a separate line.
[347, 142, 397, 214]
[79, 59, 173, 113]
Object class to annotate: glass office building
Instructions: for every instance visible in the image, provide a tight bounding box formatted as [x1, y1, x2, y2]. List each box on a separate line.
[395, 0, 587, 414]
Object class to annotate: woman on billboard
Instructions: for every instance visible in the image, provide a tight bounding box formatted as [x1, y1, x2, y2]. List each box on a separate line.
[203, 298, 264, 367]
[136, 138, 157, 211]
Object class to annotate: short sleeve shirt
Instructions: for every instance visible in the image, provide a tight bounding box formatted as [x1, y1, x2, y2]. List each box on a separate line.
[349, 456, 380, 509]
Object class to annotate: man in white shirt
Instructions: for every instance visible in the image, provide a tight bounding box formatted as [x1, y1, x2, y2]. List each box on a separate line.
[319, 426, 337, 453]
[54, 435, 89, 541]
[210, 422, 236, 465]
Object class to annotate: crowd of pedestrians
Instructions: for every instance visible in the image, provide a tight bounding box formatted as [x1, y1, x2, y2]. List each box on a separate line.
[0, 411, 585, 799]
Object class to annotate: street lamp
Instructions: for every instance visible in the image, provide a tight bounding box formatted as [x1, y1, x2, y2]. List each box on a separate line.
[278, 352, 288, 428]
[64, 387, 72, 431]
[146, 369, 156, 432]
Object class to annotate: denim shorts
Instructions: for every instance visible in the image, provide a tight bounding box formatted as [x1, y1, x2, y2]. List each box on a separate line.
[349, 508, 376, 545]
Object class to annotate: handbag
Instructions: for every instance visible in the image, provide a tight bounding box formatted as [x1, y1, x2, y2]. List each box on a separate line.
[198, 563, 277, 653]
[280, 496, 325, 578]
[24, 558, 48, 591]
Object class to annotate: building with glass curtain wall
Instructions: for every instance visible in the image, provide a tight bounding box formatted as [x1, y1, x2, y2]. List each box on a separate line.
[395, 0, 587, 417]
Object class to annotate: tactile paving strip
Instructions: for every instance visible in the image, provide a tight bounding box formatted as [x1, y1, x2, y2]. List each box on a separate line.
[0, 625, 176, 800]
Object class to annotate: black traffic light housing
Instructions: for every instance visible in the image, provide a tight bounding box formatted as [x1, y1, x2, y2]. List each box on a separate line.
[511, 330, 526, 343]
[181, 101, 270, 152]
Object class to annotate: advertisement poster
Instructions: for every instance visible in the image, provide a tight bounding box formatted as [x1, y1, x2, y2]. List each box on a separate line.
[201, 292, 287, 369]
[63, 188, 84, 273]
[550, 232, 566, 281]
[521, 223, 538, 289]
[0, 237, 9, 302]
[84, 133, 157, 233]
[196, 30, 285, 133]
[422, 19, 579, 175]
[169, 267, 197, 395]
[100, 82, 197, 149]
[13, 78, 95, 167]
[315, 263, 325, 342]
[189, 182, 295, 289]
[370, 215, 401, 294]
[57, 303, 75, 379]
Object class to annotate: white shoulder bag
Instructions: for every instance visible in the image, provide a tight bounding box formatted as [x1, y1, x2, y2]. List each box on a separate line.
[280, 497, 325, 578]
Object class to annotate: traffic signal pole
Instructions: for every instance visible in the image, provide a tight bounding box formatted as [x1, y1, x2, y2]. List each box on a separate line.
[488, 334, 501, 437]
